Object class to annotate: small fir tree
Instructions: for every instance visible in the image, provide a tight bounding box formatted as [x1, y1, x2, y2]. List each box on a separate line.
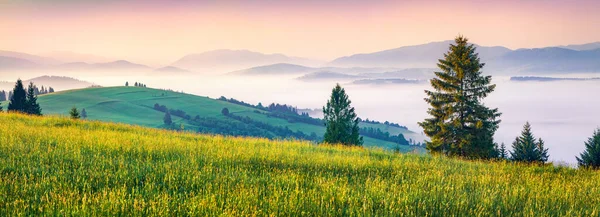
[576, 129, 600, 169]
[510, 122, 549, 163]
[499, 143, 508, 159]
[25, 82, 42, 115]
[81, 108, 88, 119]
[322, 84, 363, 146]
[69, 107, 80, 119]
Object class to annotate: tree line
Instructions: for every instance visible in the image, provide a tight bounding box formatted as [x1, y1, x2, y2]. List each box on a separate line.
[126, 81, 148, 88]
[152, 102, 320, 141]
[2, 79, 42, 115]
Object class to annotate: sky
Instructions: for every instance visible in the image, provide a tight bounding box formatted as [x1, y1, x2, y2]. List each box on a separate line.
[1, 0, 600, 65]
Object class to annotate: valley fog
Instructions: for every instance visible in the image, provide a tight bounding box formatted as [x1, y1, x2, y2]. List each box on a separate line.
[6, 72, 599, 164]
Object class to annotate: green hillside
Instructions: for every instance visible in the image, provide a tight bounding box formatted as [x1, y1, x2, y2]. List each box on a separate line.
[1, 113, 599, 216]
[29, 86, 422, 151]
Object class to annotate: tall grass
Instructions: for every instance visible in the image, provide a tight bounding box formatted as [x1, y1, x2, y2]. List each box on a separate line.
[0, 113, 598, 216]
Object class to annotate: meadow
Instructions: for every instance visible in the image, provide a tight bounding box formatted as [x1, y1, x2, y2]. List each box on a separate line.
[1, 113, 599, 216]
[33, 86, 421, 151]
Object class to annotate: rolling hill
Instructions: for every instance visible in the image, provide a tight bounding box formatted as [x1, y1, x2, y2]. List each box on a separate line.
[2, 113, 598, 216]
[30, 86, 423, 151]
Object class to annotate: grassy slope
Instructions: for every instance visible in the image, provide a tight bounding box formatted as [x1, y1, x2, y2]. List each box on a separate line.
[1, 113, 599, 216]
[32, 86, 421, 151]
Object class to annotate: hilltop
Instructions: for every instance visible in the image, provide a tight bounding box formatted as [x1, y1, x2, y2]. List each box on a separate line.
[32, 86, 423, 151]
[1, 113, 598, 216]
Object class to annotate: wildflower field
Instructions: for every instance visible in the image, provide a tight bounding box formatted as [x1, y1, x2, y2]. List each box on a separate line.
[0, 113, 598, 216]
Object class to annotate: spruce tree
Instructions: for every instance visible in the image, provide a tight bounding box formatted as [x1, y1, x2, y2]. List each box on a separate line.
[25, 82, 42, 115]
[536, 138, 549, 163]
[418, 36, 501, 159]
[69, 107, 80, 119]
[499, 143, 508, 159]
[576, 129, 600, 169]
[163, 110, 172, 125]
[81, 108, 87, 119]
[126, 81, 129, 86]
[7, 79, 27, 113]
[0, 90, 6, 101]
[510, 122, 548, 163]
[323, 84, 363, 146]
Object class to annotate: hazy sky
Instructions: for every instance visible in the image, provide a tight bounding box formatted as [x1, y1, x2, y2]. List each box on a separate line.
[1, 0, 599, 65]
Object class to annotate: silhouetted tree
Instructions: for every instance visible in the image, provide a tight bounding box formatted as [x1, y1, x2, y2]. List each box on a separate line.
[577, 129, 600, 169]
[69, 106, 80, 119]
[25, 82, 42, 115]
[510, 122, 548, 163]
[81, 108, 87, 119]
[163, 110, 172, 125]
[323, 84, 363, 146]
[418, 36, 501, 159]
[8, 79, 27, 113]
[48, 87, 54, 93]
[0, 90, 6, 101]
[135, 82, 138, 87]
[126, 81, 129, 86]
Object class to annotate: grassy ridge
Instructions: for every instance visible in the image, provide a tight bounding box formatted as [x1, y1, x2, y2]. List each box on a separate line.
[33, 86, 422, 151]
[1, 113, 599, 216]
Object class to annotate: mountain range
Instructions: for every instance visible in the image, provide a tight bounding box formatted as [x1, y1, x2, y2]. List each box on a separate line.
[2, 40, 600, 76]
[329, 40, 512, 68]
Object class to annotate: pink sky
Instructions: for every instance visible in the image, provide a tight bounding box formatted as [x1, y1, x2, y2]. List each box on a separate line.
[1, 0, 599, 65]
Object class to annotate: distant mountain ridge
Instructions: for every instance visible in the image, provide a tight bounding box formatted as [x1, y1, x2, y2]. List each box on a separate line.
[489, 47, 600, 73]
[2, 40, 600, 75]
[329, 40, 512, 68]
[510, 76, 600, 82]
[329, 40, 600, 74]
[53, 60, 151, 71]
[171, 49, 322, 74]
[558, 42, 600, 51]
[0, 50, 61, 65]
[0, 75, 94, 92]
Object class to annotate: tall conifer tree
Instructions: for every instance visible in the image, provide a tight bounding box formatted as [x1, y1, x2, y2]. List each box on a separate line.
[419, 36, 501, 159]
[577, 129, 600, 169]
[8, 79, 27, 113]
[323, 84, 363, 146]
